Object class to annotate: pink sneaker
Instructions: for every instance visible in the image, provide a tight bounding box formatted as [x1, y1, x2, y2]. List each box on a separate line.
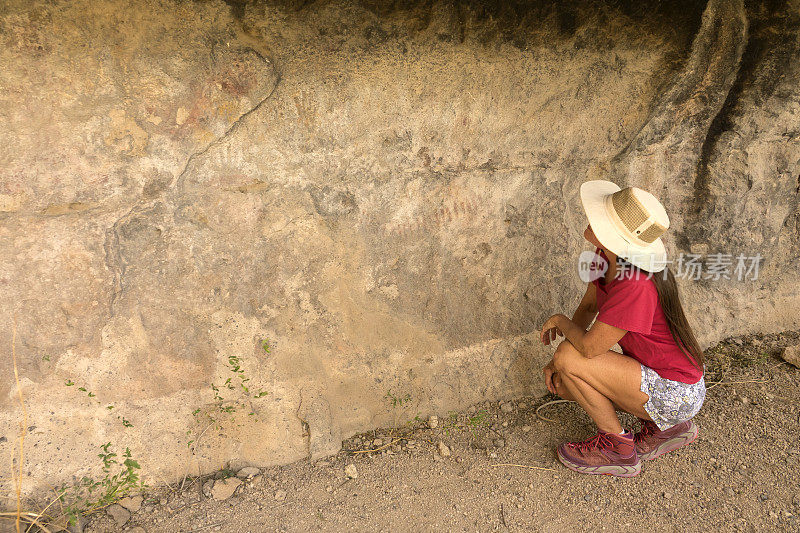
[634, 419, 699, 460]
[556, 431, 641, 477]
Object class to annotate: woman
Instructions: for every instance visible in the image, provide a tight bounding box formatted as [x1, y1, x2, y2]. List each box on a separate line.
[540, 180, 706, 477]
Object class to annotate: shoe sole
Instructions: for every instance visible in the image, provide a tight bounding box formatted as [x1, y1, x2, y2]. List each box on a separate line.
[556, 449, 641, 477]
[639, 423, 699, 461]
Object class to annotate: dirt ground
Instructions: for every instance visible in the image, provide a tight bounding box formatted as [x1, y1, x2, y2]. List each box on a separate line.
[66, 332, 800, 532]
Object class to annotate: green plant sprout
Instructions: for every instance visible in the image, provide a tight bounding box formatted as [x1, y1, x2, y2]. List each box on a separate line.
[56, 443, 145, 527]
[187, 349, 271, 453]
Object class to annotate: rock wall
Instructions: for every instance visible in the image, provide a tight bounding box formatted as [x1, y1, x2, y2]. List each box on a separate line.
[1, 0, 798, 496]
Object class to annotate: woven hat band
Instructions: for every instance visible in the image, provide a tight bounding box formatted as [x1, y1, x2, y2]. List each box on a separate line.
[604, 188, 667, 247]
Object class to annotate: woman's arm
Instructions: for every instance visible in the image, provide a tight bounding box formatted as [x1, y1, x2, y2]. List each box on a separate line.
[541, 314, 627, 358]
[571, 282, 598, 330]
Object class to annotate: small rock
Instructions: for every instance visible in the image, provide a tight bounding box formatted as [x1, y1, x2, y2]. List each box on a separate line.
[663, 492, 672, 500]
[737, 395, 750, 405]
[316, 460, 331, 467]
[760, 493, 770, 502]
[769, 511, 778, 520]
[517, 402, 527, 409]
[344, 463, 358, 479]
[250, 474, 263, 485]
[501, 421, 508, 428]
[210, 477, 242, 501]
[494, 438, 506, 448]
[732, 338, 743, 346]
[521, 425, 532, 433]
[781, 345, 800, 368]
[274, 489, 287, 502]
[106, 504, 130, 527]
[428, 415, 439, 429]
[237, 466, 261, 478]
[500, 402, 514, 413]
[583, 494, 592, 502]
[437, 441, 451, 457]
[372, 438, 383, 447]
[325, 485, 333, 492]
[118, 495, 142, 512]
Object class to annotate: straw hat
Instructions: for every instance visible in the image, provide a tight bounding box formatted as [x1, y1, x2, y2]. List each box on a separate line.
[579, 180, 670, 273]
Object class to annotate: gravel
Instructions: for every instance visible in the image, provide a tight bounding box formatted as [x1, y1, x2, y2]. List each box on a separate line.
[81, 333, 800, 533]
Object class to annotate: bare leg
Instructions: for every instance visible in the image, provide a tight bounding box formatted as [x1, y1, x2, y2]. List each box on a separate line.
[551, 340, 652, 432]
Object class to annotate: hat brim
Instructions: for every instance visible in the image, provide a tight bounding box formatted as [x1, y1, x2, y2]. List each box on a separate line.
[580, 180, 668, 273]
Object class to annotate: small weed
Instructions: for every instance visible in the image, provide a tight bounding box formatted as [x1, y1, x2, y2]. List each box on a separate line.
[384, 391, 411, 409]
[56, 443, 145, 527]
[187, 345, 272, 454]
[382, 390, 417, 434]
[465, 409, 491, 440]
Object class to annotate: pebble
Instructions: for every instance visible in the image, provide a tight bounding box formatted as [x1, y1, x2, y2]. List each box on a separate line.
[501, 421, 509, 427]
[106, 504, 130, 527]
[521, 425, 532, 433]
[737, 396, 751, 405]
[274, 489, 287, 502]
[237, 466, 261, 478]
[781, 345, 800, 368]
[344, 464, 358, 479]
[118, 495, 142, 512]
[494, 438, 506, 448]
[373, 438, 384, 447]
[500, 403, 514, 413]
[428, 415, 439, 429]
[437, 441, 452, 457]
[663, 492, 672, 500]
[518, 402, 527, 409]
[211, 477, 242, 501]
[760, 493, 770, 501]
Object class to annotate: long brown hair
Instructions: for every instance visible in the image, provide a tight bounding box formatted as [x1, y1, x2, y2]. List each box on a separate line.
[651, 267, 704, 370]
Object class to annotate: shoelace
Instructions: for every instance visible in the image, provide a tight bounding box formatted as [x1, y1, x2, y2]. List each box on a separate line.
[634, 421, 657, 442]
[566, 432, 615, 452]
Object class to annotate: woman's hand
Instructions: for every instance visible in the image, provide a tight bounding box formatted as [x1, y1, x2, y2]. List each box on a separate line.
[540, 314, 565, 345]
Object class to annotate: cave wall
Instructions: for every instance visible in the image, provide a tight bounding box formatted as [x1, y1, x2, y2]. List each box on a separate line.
[1, 0, 798, 496]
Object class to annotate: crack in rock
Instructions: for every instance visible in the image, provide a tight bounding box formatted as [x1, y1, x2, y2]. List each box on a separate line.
[608, 0, 748, 201]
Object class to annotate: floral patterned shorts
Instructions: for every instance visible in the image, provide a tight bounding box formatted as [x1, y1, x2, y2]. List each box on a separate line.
[640, 364, 706, 431]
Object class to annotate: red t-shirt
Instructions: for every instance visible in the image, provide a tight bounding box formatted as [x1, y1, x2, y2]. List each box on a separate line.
[591, 248, 703, 384]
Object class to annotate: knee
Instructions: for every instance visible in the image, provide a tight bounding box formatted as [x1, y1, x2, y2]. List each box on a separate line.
[553, 340, 580, 374]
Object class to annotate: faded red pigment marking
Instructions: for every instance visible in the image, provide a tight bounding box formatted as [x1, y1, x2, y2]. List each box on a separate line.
[385, 196, 483, 237]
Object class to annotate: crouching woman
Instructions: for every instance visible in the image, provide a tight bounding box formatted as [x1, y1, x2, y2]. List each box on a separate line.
[540, 181, 706, 477]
